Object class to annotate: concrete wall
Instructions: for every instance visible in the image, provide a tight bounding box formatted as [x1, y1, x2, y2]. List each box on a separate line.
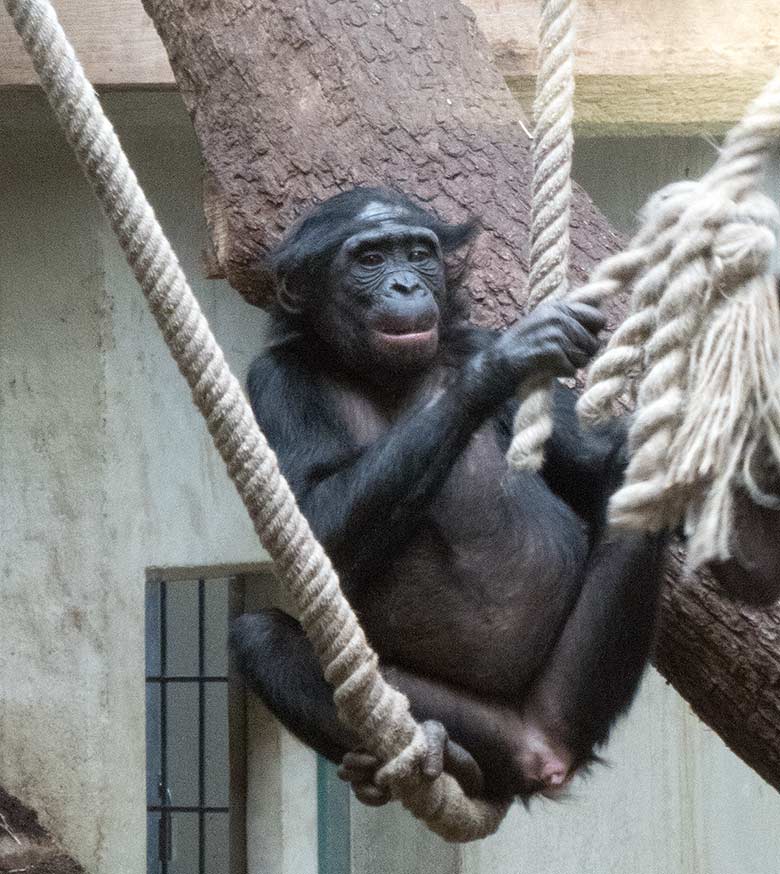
[0, 92, 269, 872]
[1, 93, 779, 874]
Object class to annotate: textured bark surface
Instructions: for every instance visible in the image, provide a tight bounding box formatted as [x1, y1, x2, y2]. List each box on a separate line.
[140, 0, 622, 325]
[142, 0, 780, 791]
[657, 550, 780, 792]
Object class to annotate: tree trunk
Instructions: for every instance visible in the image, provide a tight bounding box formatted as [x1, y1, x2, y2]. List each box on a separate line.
[657, 548, 780, 791]
[141, 0, 780, 793]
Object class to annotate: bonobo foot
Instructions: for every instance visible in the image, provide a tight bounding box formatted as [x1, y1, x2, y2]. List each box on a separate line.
[337, 720, 485, 806]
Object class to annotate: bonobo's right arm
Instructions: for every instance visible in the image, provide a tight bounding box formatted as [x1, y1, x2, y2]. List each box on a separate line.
[248, 301, 604, 579]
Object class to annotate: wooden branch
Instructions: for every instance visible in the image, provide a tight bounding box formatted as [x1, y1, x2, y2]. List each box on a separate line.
[140, 0, 623, 320]
[2, 1, 777, 134]
[141, 0, 780, 792]
[657, 549, 780, 792]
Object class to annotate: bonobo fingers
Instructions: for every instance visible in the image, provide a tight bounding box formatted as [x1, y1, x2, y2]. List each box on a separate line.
[420, 720, 447, 780]
[421, 720, 486, 797]
[563, 300, 607, 336]
[337, 722, 486, 806]
[443, 737, 486, 798]
[539, 300, 605, 370]
[337, 751, 391, 807]
[488, 298, 606, 392]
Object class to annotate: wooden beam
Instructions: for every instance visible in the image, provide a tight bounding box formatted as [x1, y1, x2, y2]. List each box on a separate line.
[468, 0, 780, 135]
[1, 1, 778, 131]
[0, 0, 173, 89]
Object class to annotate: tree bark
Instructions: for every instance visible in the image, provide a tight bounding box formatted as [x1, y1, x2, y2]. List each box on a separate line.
[657, 548, 780, 791]
[141, 0, 780, 793]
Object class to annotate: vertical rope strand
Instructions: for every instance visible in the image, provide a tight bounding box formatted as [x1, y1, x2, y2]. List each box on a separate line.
[507, 0, 577, 471]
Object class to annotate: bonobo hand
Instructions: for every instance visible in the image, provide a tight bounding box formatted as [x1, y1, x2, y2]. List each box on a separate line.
[470, 300, 606, 408]
[337, 721, 485, 807]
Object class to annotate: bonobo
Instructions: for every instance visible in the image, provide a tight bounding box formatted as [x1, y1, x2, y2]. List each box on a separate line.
[231, 187, 665, 803]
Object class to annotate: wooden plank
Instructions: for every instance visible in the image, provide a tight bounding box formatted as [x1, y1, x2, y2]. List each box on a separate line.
[0, 0, 174, 88]
[1, 1, 778, 134]
[468, 0, 780, 135]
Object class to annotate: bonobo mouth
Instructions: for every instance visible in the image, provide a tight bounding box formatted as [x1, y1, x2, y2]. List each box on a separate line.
[371, 313, 439, 357]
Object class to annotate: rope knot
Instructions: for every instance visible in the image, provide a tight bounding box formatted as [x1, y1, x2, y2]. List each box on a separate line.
[711, 195, 779, 283]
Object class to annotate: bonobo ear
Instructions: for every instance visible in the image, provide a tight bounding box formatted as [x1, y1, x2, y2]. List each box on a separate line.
[274, 276, 306, 315]
[435, 216, 481, 257]
[437, 216, 481, 297]
[266, 229, 339, 314]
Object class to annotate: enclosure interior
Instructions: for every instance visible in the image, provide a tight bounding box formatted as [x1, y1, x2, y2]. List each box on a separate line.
[1, 91, 780, 874]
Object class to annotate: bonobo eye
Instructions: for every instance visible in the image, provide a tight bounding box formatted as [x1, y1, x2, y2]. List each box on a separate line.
[408, 248, 434, 264]
[357, 251, 384, 268]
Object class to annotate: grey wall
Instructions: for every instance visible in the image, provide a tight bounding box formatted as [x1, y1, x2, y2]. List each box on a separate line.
[0, 92, 269, 873]
[1, 92, 779, 874]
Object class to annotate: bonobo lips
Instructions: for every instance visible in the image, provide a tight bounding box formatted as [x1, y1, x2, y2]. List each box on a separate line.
[371, 312, 439, 354]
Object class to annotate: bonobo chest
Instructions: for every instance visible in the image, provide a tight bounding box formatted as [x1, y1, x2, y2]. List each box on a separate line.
[427, 423, 589, 584]
[330, 376, 590, 696]
[332, 375, 589, 593]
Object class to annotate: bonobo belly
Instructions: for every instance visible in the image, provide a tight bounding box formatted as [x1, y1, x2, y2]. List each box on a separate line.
[353, 427, 591, 702]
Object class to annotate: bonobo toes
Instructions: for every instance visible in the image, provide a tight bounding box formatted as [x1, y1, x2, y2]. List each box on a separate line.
[337, 751, 391, 807]
[337, 720, 485, 806]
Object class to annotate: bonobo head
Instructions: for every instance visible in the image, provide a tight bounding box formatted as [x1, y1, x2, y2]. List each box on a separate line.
[269, 187, 479, 378]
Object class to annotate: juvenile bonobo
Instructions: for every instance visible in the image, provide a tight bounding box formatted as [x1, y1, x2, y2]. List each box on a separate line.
[231, 187, 665, 803]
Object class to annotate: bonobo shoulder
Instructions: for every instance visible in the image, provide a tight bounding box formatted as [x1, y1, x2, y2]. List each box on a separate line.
[246, 338, 357, 496]
[247, 342, 310, 424]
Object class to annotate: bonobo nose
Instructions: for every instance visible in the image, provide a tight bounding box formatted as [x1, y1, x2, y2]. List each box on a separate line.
[389, 271, 423, 294]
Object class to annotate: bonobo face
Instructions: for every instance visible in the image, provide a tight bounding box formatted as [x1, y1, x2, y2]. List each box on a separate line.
[323, 213, 446, 376]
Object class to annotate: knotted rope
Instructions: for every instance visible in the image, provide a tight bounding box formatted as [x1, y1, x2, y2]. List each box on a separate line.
[504, 0, 780, 567]
[4, 0, 510, 842]
[578, 74, 780, 564]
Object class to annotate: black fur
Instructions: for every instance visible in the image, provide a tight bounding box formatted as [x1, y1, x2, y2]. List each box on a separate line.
[232, 187, 665, 801]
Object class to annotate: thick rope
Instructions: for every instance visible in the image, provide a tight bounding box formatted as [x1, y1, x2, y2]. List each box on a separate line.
[503, 0, 780, 562]
[577, 72, 780, 563]
[507, 0, 577, 470]
[4, 0, 510, 841]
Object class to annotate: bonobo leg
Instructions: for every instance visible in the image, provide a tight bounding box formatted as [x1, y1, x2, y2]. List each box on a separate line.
[512, 531, 666, 794]
[230, 609, 356, 763]
[230, 609, 485, 801]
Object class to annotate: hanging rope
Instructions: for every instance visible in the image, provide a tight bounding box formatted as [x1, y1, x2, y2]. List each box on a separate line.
[578, 75, 780, 564]
[503, 0, 780, 567]
[4, 0, 510, 842]
[506, 0, 577, 470]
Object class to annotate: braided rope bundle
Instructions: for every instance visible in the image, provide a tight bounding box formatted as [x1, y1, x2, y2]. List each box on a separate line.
[504, 0, 780, 565]
[578, 75, 780, 562]
[4, 0, 510, 842]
